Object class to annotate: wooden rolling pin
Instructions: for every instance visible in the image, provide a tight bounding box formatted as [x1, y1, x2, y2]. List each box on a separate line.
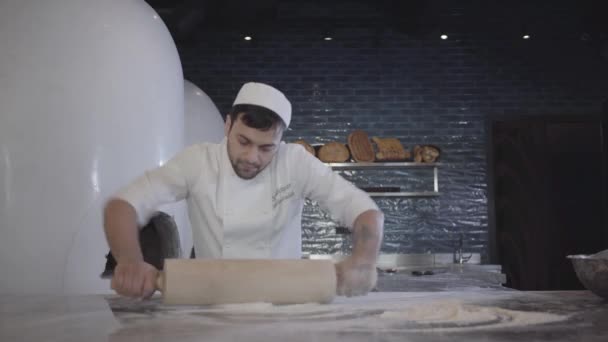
[155, 259, 337, 305]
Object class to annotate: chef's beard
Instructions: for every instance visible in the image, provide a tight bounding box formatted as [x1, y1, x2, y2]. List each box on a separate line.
[231, 159, 263, 180]
[228, 142, 266, 180]
[226, 139, 273, 180]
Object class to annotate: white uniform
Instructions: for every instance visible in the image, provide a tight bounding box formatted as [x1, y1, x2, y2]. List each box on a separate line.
[115, 138, 378, 259]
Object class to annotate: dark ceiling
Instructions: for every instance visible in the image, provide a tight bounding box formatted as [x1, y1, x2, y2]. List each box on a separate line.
[145, 0, 607, 51]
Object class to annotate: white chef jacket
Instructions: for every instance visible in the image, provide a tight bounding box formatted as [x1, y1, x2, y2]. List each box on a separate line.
[114, 138, 378, 259]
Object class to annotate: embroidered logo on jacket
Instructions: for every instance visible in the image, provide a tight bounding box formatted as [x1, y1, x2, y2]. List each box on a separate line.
[272, 184, 295, 209]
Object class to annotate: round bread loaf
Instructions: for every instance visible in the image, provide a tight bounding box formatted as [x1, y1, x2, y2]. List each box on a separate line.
[348, 130, 375, 162]
[318, 142, 350, 163]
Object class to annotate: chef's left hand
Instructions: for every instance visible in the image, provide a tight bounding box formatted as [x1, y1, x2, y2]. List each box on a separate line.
[335, 256, 378, 297]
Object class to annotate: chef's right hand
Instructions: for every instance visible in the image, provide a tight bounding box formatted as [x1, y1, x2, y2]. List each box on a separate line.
[111, 261, 158, 299]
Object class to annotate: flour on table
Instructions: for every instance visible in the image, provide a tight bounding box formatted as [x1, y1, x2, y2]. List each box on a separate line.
[377, 299, 569, 332]
[109, 293, 570, 333]
[205, 299, 568, 332]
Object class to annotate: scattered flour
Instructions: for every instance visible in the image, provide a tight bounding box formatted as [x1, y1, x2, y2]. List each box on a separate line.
[110, 293, 570, 333]
[171, 299, 569, 332]
[377, 299, 569, 332]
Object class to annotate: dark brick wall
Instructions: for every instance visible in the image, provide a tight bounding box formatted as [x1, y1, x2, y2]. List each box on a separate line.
[175, 3, 608, 260]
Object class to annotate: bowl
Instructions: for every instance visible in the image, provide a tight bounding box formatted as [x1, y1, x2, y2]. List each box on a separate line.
[567, 252, 608, 299]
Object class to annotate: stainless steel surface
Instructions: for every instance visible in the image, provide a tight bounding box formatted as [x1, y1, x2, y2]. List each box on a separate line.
[376, 253, 436, 268]
[307, 253, 438, 268]
[326, 162, 441, 197]
[299, 253, 505, 290]
[368, 191, 440, 197]
[433, 165, 439, 192]
[453, 233, 473, 264]
[305, 252, 507, 288]
[377, 266, 507, 291]
[434, 252, 482, 264]
[301, 161, 486, 258]
[326, 162, 442, 169]
[567, 252, 608, 299]
[305, 253, 484, 267]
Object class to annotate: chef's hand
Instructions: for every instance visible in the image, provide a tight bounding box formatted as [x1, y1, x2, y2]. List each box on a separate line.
[335, 257, 378, 297]
[111, 261, 158, 299]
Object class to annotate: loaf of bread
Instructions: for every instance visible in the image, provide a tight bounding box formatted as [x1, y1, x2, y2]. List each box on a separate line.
[318, 142, 350, 163]
[421, 145, 440, 163]
[372, 137, 410, 161]
[347, 130, 375, 162]
[413, 145, 440, 163]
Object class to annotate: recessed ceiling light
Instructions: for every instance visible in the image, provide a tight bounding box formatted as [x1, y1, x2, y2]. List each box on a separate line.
[440, 34, 448, 40]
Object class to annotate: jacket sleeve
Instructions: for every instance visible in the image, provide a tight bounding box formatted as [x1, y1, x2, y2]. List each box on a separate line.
[291, 144, 379, 229]
[113, 144, 203, 226]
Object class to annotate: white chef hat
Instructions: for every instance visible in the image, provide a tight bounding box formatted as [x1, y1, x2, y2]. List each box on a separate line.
[232, 82, 292, 128]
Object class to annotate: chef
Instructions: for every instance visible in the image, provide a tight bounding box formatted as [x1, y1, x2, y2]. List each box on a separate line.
[103, 82, 384, 300]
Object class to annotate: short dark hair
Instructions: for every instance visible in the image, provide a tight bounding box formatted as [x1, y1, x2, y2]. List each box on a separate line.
[229, 104, 285, 131]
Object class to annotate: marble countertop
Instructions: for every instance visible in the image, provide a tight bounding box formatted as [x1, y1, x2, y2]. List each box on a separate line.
[2, 289, 607, 342]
